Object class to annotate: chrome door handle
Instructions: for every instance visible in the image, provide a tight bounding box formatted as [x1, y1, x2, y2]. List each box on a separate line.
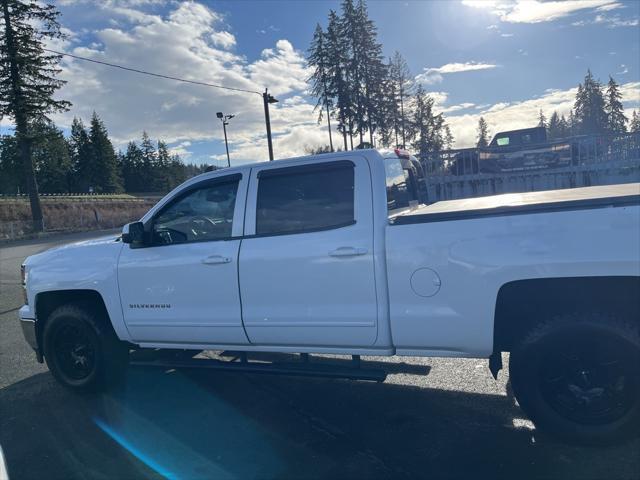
[201, 255, 232, 265]
[328, 247, 368, 257]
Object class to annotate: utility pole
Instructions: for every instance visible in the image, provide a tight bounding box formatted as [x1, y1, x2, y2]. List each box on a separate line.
[216, 112, 234, 167]
[262, 88, 278, 161]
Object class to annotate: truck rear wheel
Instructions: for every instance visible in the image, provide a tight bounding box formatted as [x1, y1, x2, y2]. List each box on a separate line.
[43, 304, 128, 392]
[509, 312, 640, 444]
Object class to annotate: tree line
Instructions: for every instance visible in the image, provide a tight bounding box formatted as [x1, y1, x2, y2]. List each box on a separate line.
[307, 0, 453, 156]
[475, 71, 639, 148]
[0, 112, 208, 195]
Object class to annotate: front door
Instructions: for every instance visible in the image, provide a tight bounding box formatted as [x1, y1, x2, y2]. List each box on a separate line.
[239, 158, 378, 347]
[118, 173, 249, 346]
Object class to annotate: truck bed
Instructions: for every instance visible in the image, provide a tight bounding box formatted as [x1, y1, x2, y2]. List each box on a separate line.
[392, 183, 640, 225]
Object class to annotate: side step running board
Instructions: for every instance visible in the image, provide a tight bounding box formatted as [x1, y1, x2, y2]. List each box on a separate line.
[130, 354, 387, 382]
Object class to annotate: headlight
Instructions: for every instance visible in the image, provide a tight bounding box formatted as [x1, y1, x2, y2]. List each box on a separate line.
[21, 265, 28, 305]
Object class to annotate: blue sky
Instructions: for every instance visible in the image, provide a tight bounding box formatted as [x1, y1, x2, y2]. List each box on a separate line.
[3, 0, 639, 166]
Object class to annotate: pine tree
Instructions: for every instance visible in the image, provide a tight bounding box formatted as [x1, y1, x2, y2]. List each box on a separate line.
[325, 9, 351, 150]
[410, 85, 450, 156]
[338, 0, 387, 147]
[140, 131, 157, 191]
[547, 111, 561, 139]
[121, 141, 144, 192]
[355, 0, 387, 146]
[477, 117, 489, 147]
[155, 140, 172, 192]
[88, 112, 122, 193]
[1, 0, 71, 230]
[444, 125, 454, 150]
[339, 0, 362, 146]
[387, 51, 413, 148]
[30, 119, 72, 193]
[573, 69, 607, 136]
[68, 117, 92, 192]
[604, 76, 627, 134]
[567, 110, 577, 136]
[630, 110, 640, 133]
[0, 134, 21, 193]
[537, 109, 547, 129]
[308, 23, 334, 151]
[559, 114, 569, 138]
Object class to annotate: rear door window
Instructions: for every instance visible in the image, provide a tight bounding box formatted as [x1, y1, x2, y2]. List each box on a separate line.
[256, 161, 355, 236]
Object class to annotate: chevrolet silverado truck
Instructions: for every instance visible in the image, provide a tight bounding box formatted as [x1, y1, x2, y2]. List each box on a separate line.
[19, 149, 640, 444]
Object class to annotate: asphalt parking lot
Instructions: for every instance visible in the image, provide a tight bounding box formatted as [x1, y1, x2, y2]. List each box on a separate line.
[1, 231, 639, 480]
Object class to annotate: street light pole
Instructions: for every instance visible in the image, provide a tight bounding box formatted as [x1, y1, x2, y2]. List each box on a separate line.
[222, 120, 230, 167]
[216, 112, 234, 167]
[262, 88, 278, 161]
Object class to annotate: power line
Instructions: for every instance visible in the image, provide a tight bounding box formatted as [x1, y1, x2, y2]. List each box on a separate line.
[43, 48, 262, 96]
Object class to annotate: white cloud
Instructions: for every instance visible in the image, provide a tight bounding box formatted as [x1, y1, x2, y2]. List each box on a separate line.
[39, 2, 318, 164]
[442, 81, 640, 148]
[415, 62, 498, 85]
[210, 31, 236, 49]
[462, 0, 622, 24]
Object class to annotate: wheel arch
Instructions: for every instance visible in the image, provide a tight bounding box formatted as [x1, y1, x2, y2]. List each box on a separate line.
[34, 289, 113, 358]
[493, 276, 640, 353]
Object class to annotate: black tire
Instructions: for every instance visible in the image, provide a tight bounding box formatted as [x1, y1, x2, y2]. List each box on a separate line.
[509, 312, 640, 445]
[42, 303, 129, 392]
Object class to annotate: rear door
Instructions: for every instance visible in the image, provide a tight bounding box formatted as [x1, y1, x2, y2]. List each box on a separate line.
[239, 157, 378, 347]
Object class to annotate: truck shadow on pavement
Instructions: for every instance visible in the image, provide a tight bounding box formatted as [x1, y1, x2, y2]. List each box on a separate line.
[1, 367, 638, 480]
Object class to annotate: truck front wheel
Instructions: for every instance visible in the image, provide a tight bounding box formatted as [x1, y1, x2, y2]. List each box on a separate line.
[42, 304, 128, 392]
[509, 313, 640, 444]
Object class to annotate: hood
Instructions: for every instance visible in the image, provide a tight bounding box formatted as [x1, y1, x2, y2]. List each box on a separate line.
[24, 234, 123, 268]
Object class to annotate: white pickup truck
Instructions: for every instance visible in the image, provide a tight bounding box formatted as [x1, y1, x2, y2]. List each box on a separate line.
[19, 149, 640, 444]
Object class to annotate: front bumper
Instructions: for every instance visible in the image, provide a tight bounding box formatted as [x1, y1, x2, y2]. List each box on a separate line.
[19, 305, 40, 359]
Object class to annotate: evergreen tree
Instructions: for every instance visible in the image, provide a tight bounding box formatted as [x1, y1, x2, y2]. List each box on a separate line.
[573, 69, 607, 135]
[325, 9, 351, 150]
[308, 23, 334, 151]
[140, 131, 157, 191]
[604, 76, 627, 134]
[630, 110, 640, 133]
[0, 134, 20, 193]
[547, 111, 562, 139]
[30, 119, 72, 193]
[68, 117, 92, 192]
[444, 125, 454, 149]
[559, 114, 569, 138]
[355, 0, 387, 146]
[567, 110, 577, 136]
[339, 0, 362, 146]
[88, 112, 122, 193]
[168, 154, 187, 188]
[1, 0, 71, 230]
[537, 109, 547, 129]
[387, 51, 413, 148]
[121, 141, 144, 192]
[155, 140, 172, 192]
[477, 117, 489, 147]
[410, 85, 450, 156]
[338, 0, 387, 147]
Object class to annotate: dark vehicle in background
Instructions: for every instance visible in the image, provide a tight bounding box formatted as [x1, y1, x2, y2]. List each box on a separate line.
[480, 126, 573, 173]
[448, 126, 577, 176]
